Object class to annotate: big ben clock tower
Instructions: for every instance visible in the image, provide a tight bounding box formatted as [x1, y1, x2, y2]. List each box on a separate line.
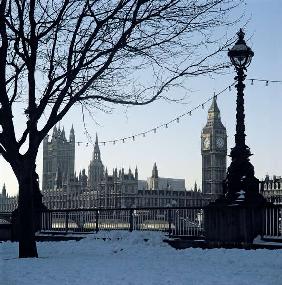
[201, 97, 227, 195]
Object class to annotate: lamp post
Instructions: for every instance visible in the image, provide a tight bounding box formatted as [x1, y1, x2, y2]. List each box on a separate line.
[224, 29, 264, 204]
[204, 33, 266, 243]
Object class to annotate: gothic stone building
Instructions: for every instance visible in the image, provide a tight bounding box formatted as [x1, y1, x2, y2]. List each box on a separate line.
[260, 175, 282, 204]
[40, 127, 201, 209]
[201, 97, 227, 195]
[146, 162, 186, 191]
[41, 128, 137, 209]
[0, 184, 17, 212]
[42, 125, 75, 191]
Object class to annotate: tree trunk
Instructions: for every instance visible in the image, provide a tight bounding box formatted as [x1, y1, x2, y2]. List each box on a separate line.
[16, 159, 38, 258]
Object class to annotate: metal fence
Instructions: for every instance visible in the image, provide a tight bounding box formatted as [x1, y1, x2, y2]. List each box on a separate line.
[0, 200, 17, 212]
[0, 212, 12, 224]
[40, 206, 205, 237]
[263, 205, 282, 239]
[1, 204, 281, 240]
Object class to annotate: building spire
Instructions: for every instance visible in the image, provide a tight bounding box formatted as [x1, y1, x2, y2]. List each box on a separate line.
[205, 96, 225, 129]
[194, 181, 198, 192]
[209, 96, 220, 113]
[52, 125, 58, 139]
[61, 127, 66, 140]
[93, 133, 101, 161]
[152, 162, 158, 178]
[151, 162, 159, 190]
[2, 183, 7, 197]
[135, 166, 138, 180]
[69, 124, 75, 142]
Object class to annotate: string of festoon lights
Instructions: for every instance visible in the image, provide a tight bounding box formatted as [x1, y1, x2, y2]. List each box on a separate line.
[51, 77, 282, 147]
[248, 78, 282, 86]
[97, 83, 236, 146]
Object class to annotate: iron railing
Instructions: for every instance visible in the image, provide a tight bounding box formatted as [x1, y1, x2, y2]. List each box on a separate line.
[263, 205, 282, 239]
[0, 212, 12, 224]
[1, 204, 281, 240]
[40, 206, 205, 237]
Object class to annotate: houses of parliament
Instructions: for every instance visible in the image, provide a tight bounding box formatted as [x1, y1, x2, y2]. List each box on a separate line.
[1, 98, 281, 211]
[41, 125, 201, 209]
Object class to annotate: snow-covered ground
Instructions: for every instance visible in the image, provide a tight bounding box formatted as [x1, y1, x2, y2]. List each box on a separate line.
[1, 231, 282, 285]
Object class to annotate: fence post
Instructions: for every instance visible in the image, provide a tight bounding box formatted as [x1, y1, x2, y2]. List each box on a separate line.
[262, 206, 266, 237]
[95, 210, 99, 233]
[46, 210, 53, 231]
[38, 210, 42, 232]
[129, 209, 134, 232]
[65, 211, 69, 233]
[168, 208, 172, 237]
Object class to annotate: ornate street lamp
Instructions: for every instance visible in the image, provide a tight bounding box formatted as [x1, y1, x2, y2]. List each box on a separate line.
[224, 29, 264, 204]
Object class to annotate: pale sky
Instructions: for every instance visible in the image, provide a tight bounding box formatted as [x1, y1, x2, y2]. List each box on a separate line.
[1, 0, 282, 196]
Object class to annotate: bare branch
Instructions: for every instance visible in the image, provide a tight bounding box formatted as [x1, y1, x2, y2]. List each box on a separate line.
[1, 0, 245, 152]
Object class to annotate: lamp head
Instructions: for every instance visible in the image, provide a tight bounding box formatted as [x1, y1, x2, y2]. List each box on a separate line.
[228, 29, 254, 69]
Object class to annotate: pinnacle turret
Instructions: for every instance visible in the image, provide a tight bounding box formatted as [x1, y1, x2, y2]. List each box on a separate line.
[61, 127, 66, 141]
[69, 124, 75, 142]
[135, 166, 138, 180]
[2, 184, 7, 197]
[93, 133, 101, 161]
[88, 133, 104, 190]
[152, 162, 158, 178]
[52, 125, 58, 139]
[194, 181, 198, 192]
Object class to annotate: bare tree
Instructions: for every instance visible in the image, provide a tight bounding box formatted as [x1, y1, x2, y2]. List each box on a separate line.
[0, 0, 243, 257]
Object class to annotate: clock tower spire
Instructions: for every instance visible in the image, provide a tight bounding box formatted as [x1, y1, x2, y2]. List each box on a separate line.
[201, 97, 227, 196]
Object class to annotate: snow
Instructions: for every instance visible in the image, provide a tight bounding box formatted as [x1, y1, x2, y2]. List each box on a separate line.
[236, 190, 246, 201]
[1, 231, 282, 285]
[254, 235, 282, 246]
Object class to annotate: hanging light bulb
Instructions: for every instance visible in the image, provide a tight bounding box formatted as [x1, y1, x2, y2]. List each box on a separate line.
[86, 83, 246, 148]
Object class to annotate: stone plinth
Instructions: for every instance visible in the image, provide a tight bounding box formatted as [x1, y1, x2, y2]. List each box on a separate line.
[204, 201, 265, 245]
[0, 223, 12, 241]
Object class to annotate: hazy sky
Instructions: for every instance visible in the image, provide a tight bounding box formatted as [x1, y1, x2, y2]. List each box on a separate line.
[1, 0, 282, 196]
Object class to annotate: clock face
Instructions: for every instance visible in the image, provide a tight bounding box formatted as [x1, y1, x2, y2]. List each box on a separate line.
[216, 137, 224, 148]
[203, 137, 210, 149]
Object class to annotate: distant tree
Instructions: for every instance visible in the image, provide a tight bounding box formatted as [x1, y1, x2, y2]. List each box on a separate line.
[0, 0, 243, 258]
